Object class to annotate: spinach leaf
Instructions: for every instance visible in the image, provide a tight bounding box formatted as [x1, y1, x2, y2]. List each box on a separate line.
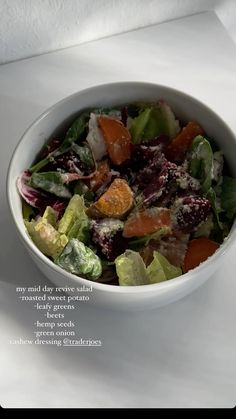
[221, 176, 236, 219]
[30, 110, 91, 173]
[188, 135, 213, 193]
[28, 172, 71, 198]
[71, 143, 95, 171]
[56, 239, 102, 280]
[206, 187, 223, 230]
[59, 110, 91, 153]
[206, 187, 231, 242]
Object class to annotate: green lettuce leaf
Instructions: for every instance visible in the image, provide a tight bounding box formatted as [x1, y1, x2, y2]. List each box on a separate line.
[42, 206, 58, 228]
[115, 249, 181, 286]
[115, 250, 149, 286]
[129, 108, 152, 144]
[25, 216, 68, 260]
[67, 217, 89, 243]
[58, 194, 89, 242]
[55, 239, 102, 280]
[188, 135, 213, 193]
[129, 102, 179, 144]
[147, 251, 182, 284]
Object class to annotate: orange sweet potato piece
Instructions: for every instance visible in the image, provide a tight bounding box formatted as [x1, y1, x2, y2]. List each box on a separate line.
[182, 238, 219, 273]
[87, 178, 133, 219]
[97, 116, 131, 165]
[88, 160, 110, 191]
[123, 207, 171, 238]
[165, 121, 204, 163]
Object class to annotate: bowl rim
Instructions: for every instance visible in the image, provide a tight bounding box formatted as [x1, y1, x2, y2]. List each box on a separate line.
[7, 81, 236, 294]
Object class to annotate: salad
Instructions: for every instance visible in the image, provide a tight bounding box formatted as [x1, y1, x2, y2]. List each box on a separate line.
[17, 100, 236, 286]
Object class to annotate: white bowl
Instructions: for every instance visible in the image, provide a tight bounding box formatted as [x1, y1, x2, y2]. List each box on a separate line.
[7, 82, 236, 310]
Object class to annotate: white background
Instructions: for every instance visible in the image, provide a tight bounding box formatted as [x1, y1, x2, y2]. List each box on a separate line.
[0, 0, 236, 64]
[0, 11, 236, 407]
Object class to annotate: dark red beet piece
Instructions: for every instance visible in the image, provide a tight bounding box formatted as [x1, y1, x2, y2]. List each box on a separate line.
[136, 151, 167, 188]
[137, 154, 200, 208]
[172, 195, 211, 233]
[90, 219, 128, 261]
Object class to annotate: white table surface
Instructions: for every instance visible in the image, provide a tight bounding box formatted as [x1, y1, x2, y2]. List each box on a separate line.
[0, 11, 236, 408]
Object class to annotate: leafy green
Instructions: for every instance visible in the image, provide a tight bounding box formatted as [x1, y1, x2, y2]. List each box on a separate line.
[115, 250, 149, 286]
[206, 187, 233, 242]
[25, 210, 68, 260]
[22, 201, 35, 221]
[115, 249, 181, 286]
[61, 110, 91, 151]
[55, 239, 102, 280]
[30, 157, 51, 173]
[42, 206, 58, 228]
[128, 227, 171, 248]
[129, 102, 179, 144]
[28, 172, 71, 198]
[146, 252, 166, 283]
[212, 151, 223, 183]
[147, 251, 182, 283]
[129, 108, 152, 144]
[30, 111, 90, 173]
[67, 218, 89, 243]
[206, 187, 223, 230]
[74, 181, 94, 205]
[188, 135, 213, 193]
[221, 176, 236, 219]
[154, 252, 182, 279]
[58, 194, 89, 242]
[71, 143, 95, 171]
